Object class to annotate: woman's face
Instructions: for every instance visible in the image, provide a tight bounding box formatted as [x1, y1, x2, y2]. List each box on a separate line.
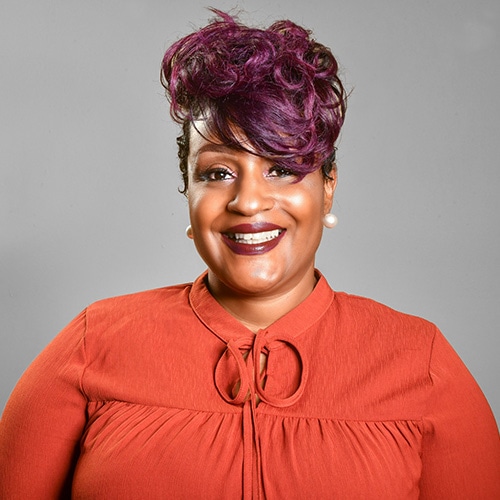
[186, 122, 336, 299]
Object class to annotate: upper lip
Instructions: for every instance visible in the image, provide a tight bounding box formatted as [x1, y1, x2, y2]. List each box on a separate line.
[223, 222, 283, 234]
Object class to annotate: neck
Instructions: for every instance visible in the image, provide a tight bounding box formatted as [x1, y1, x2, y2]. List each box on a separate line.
[206, 269, 318, 333]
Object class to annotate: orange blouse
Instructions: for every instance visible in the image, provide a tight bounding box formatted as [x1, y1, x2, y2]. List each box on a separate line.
[1, 271, 499, 499]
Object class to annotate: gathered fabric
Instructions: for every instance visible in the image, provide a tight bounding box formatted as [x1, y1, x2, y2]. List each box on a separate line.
[214, 329, 307, 499]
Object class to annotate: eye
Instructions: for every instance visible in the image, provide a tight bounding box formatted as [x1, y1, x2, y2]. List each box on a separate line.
[267, 166, 298, 178]
[198, 167, 235, 182]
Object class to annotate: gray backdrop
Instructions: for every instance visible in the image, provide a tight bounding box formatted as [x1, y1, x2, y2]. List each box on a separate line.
[1, 0, 499, 422]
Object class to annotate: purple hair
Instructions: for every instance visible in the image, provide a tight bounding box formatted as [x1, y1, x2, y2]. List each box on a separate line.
[160, 10, 347, 193]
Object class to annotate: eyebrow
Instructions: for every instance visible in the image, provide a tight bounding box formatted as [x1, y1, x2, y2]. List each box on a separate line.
[190, 143, 245, 167]
[195, 143, 240, 156]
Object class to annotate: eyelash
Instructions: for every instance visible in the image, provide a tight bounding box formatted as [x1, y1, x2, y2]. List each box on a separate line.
[267, 166, 298, 178]
[197, 167, 234, 182]
[196, 165, 299, 183]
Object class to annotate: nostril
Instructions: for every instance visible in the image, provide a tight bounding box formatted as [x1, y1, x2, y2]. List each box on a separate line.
[227, 187, 274, 215]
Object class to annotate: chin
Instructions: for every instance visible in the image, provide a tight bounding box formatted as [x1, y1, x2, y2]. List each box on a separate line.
[230, 275, 280, 295]
[213, 266, 283, 296]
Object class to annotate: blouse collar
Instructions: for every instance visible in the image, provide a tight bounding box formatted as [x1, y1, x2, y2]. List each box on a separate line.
[189, 269, 335, 343]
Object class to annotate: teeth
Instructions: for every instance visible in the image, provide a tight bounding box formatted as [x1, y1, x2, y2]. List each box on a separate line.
[229, 229, 282, 244]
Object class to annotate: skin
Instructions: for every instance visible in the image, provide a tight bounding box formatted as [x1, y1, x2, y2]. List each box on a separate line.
[186, 122, 336, 332]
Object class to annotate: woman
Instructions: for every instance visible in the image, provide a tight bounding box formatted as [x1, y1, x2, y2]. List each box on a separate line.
[1, 10, 499, 499]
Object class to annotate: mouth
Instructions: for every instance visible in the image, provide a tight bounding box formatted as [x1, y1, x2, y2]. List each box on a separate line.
[226, 229, 283, 244]
[222, 223, 286, 255]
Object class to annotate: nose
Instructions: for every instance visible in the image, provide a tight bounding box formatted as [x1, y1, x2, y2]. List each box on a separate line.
[226, 167, 274, 216]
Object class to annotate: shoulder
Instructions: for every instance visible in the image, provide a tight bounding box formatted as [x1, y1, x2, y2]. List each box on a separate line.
[83, 282, 194, 334]
[332, 290, 438, 350]
[87, 283, 192, 310]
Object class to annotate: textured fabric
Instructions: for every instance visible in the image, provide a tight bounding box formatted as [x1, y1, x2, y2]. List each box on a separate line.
[1, 271, 499, 499]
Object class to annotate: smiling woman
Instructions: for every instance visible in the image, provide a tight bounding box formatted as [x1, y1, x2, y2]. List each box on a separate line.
[186, 122, 335, 323]
[0, 8, 499, 499]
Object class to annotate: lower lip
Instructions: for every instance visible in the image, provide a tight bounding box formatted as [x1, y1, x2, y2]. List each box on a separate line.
[222, 231, 285, 255]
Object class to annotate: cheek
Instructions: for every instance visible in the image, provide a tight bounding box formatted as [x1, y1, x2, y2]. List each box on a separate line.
[188, 193, 207, 232]
[188, 189, 224, 232]
[282, 185, 325, 222]
[188, 187, 210, 217]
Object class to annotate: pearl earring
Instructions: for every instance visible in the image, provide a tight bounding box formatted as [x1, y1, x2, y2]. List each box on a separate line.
[185, 225, 193, 239]
[323, 213, 338, 228]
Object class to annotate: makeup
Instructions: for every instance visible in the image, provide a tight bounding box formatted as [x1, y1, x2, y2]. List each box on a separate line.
[222, 223, 286, 255]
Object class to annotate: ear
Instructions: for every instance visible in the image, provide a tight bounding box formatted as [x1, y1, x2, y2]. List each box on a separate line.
[323, 166, 337, 214]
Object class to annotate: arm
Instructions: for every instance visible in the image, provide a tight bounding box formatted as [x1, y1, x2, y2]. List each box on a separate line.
[0, 310, 88, 499]
[420, 329, 500, 498]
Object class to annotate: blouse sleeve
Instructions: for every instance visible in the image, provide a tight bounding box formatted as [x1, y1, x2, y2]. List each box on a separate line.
[420, 328, 500, 498]
[0, 310, 88, 499]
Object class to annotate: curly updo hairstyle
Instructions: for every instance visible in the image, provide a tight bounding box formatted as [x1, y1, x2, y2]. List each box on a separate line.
[160, 9, 347, 194]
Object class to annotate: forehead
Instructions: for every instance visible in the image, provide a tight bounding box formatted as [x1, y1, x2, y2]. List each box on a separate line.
[188, 122, 214, 156]
[188, 120, 258, 158]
